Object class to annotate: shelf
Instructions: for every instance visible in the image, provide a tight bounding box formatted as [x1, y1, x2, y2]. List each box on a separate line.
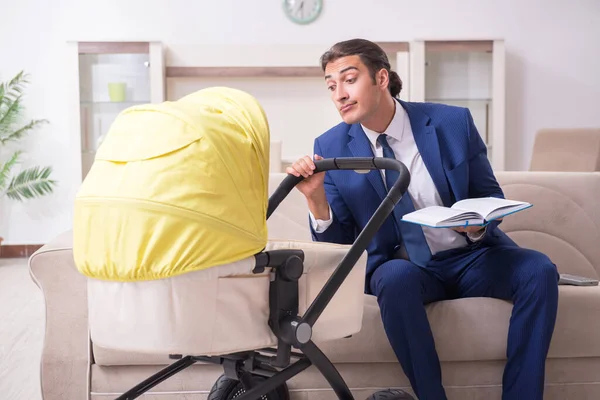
[80, 101, 149, 105]
[426, 98, 491, 102]
[166, 66, 323, 78]
[165, 42, 409, 79]
[78, 42, 150, 55]
[377, 42, 409, 53]
[425, 40, 494, 53]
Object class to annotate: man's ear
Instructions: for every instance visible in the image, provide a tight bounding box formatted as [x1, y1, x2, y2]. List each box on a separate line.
[377, 68, 389, 89]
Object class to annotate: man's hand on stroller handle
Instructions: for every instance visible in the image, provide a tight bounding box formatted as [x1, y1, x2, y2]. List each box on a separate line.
[270, 156, 409, 222]
[286, 154, 330, 221]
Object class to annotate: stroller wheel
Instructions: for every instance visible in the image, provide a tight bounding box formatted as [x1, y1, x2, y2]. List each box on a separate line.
[209, 374, 290, 400]
[366, 388, 415, 400]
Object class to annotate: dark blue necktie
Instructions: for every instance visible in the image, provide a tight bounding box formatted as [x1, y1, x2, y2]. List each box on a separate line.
[377, 134, 432, 267]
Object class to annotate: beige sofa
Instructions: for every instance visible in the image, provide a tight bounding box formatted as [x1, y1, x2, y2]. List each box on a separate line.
[529, 128, 600, 171]
[30, 171, 600, 400]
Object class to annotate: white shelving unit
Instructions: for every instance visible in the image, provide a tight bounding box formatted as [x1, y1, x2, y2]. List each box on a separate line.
[64, 40, 504, 180]
[66, 41, 165, 181]
[409, 40, 506, 170]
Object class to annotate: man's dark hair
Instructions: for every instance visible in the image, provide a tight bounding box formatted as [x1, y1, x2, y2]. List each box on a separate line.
[319, 38, 403, 98]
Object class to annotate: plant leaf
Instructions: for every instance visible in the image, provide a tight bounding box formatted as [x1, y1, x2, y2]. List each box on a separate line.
[0, 94, 23, 133]
[0, 118, 48, 144]
[5, 165, 56, 201]
[0, 71, 28, 109]
[0, 71, 29, 135]
[0, 151, 21, 191]
[0, 72, 57, 202]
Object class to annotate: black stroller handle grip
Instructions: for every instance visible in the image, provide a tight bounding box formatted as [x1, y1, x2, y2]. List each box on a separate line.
[266, 157, 411, 328]
[267, 157, 410, 219]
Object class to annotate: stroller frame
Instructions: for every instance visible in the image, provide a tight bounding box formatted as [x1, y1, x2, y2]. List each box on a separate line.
[116, 157, 411, 400]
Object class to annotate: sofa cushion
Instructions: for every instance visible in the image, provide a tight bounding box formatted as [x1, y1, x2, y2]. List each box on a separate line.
[93, 285, 600, 366]
[318, 286, 600, 363]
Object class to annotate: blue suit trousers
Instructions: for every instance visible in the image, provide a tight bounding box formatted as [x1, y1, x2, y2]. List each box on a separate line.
[368, 243, 559, 400]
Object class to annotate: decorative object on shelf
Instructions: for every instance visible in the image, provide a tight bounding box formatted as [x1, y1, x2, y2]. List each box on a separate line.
[282, 0, 323, 24]
[0, 70, 57, 202]
[108, 82, 126, 102]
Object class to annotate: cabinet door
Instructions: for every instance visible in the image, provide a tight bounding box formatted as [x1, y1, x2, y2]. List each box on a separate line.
[409, 40, 505, 170]
[69, 41, 165, 181]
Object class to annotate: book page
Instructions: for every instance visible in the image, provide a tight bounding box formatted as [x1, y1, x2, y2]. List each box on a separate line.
[451, 197, 529, 220]
[401, 206, 484, 227]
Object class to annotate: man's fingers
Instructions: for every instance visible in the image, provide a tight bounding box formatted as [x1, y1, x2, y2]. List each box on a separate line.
[286, 166, 300, 177]
[298, 158, 313, 177]
[288, 155, 324, 179]
[293, 156, 314, 178]
[303, 155, 316, 170]
[452, 226, 484, 234]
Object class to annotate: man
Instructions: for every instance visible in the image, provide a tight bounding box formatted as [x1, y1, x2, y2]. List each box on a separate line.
[287, 39, 559, 400]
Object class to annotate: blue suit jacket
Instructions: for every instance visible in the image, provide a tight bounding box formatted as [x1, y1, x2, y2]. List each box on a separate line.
[311, 100, 518, 290]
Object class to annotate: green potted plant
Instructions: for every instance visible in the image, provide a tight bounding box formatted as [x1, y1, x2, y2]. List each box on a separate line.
[0, 70, 57, 248]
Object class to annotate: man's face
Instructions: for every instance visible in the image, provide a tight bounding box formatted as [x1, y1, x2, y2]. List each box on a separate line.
[324, 55, 386, 125]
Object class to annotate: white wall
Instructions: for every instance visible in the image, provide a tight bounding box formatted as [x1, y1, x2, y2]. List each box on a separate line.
[1, 0, 599, 244]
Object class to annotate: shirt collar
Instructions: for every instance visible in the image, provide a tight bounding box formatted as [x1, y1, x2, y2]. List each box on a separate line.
[361, 101, 406, 148]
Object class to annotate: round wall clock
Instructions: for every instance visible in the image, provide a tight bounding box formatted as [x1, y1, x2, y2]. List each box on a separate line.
[283, 0, 323, 25]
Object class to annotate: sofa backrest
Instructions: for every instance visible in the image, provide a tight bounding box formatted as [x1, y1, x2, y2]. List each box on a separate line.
[269, 171, 600, 279]
[496, 171, 600, 278]
[529, 128, 600, 172]
[268, 173, 312, 241]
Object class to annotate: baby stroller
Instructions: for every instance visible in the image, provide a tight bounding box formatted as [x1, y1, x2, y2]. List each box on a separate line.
[72, 88, 415, 400]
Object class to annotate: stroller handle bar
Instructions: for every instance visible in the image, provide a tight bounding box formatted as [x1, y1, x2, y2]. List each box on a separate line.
[267, 157, 410, 328]
[267, 157, 409, 218]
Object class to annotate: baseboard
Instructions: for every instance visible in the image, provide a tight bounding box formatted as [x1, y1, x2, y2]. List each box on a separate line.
[0, 244, 44, 258]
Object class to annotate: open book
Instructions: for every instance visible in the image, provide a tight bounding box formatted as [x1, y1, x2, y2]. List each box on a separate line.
[401, 197, 532, 228]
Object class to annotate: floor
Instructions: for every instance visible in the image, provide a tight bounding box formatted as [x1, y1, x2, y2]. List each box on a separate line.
[0, 258, 44, 400]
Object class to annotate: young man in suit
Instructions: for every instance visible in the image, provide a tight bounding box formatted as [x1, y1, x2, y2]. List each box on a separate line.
[287, 39, 559, 400]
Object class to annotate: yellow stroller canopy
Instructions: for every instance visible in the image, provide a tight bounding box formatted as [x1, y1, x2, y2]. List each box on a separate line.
[73, 87, 271, 281]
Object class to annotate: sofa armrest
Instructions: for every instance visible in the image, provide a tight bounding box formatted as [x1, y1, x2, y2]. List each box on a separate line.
[29, 230, 90, 400]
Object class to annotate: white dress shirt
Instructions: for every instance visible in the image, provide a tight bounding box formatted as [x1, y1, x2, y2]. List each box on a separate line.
[310, 102, 485, 256]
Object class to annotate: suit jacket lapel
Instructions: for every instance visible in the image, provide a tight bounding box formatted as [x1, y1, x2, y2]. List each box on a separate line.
[347, 124, 387, 201]
[401, 101, 453, 207]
